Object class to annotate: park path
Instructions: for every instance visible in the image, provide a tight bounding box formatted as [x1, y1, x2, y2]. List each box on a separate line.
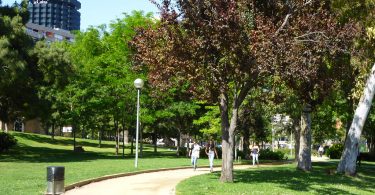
[63, 165, 252, 195]
[63, 157, 329, 195]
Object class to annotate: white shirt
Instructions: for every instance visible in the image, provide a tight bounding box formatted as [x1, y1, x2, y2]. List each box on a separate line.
[191, 144, 201, 158]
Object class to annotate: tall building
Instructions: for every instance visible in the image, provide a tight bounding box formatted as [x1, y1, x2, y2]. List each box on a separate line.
[28, 0, 81, 31]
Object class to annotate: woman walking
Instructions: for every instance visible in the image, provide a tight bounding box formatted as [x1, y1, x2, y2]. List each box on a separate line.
[251, 144, 260, 166]
[189, 141, 201, 170]
[205, 140, 218, 172]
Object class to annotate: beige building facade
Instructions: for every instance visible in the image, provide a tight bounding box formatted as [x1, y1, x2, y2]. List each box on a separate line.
[0, 118, 43, 134]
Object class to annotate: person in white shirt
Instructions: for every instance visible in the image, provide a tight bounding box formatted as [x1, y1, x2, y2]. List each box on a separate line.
[189, 141, 201, 170]
[318, 145, 324, 157]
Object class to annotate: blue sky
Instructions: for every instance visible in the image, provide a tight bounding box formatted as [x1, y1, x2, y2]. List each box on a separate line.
[1, 0, 159, 30]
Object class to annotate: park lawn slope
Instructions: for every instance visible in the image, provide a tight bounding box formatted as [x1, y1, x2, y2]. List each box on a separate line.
[176, 162, 375, 195]
[0, 132, 201, 195]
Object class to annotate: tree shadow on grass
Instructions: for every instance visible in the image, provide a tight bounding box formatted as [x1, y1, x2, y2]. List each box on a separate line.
[0, 133, 182, 163]
[0, 143, 120, 163]
[231, 162, 375, 194]
[0, 144, 182, 163]
[14, 133, 115, 149]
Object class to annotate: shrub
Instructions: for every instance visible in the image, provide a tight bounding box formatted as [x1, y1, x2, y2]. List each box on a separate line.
[178, 147, 189, 157]
[259, 148, 286, 160]
[0, 132, 17, 152]
[236, 149, 245, 159]
[311, 150, 319, 157]
[326, 143, 344, 159]
[359, 152, 375, 162]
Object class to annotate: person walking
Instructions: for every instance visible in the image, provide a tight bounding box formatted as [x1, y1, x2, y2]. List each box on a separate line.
[189, 141, 201, 170]
[251, 144, 260, 166]
[205, 140, 218, 172]
[318, 145, 324, 157]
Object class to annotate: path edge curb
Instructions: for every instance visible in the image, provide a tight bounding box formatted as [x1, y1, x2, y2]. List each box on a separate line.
[64, 160, 293, 191]
[65, 165, 208, 191]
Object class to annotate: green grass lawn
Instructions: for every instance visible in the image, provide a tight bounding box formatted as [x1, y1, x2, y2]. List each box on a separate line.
[3, 132, 373, 195]
[0, 132, 221, 195]
[176, 161, 375, 195]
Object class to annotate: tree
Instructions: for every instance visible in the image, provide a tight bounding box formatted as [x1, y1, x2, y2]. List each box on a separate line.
[61, 11, 156, 153]
[337, 63, 375, 175]
[0, 1, 37, 131]
[267, 0, 358, 171]
[331, 0, 375, 175]
[132, 0, 272, 182]
[364, 106, 375, 155]
[133, 0, 358, 179]
[33, 41, 73, 139]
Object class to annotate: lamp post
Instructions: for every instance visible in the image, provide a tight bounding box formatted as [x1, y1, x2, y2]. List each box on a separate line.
[134, 78, 144, 168]
[271, 119, 274, 152]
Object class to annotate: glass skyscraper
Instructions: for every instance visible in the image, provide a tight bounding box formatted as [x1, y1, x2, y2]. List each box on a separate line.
[28, 0, 81, 31]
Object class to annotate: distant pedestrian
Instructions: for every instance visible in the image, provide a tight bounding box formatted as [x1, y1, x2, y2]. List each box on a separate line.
[205, 140, 218, 172]
[251, 144, 260, 166]
[318, 145, 324, 157]
[188, 139, 194, 158]
[189, 141, 201, 170]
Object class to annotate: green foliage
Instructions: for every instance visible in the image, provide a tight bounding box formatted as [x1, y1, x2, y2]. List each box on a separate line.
[259, 149, 286, 160]
[193, 105, 221, 138]
[0, 132, 17, 152]
[312, 89, 348, 144]
[326, 143, 344, 159]
[32, 11, 157, 142]
[0, 2, 37, 122]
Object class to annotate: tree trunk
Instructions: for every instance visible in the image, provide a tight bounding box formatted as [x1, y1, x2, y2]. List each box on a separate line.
[81, 124, 85, 139]
[124, 130, 129, 144]
[369, 136, 375, 154]
[176, 131, 181, 156]
[73, 124, 76, 151]
[5, 122, 8, 133]
[219, 92, 236, 182]
[153, 129, 157, 153]
[294, 121, 300, 162]
[243, 123, 250, 160]
[297, 104, 312, 171]
[115, 119, 119, 156]
[99, 126, 103, 148]
[130, 133, 134, 155]
[51, 121, 55, 140]
[44, 122, 49, 135]
[337, 64, 375, 175]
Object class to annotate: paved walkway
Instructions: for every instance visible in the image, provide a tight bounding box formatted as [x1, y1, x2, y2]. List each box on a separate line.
[64, 157, 329, 195]
[63, 165, 252, 195]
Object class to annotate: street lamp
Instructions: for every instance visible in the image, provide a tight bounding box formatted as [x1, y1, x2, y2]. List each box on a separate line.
[134, 78, 144, 168]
